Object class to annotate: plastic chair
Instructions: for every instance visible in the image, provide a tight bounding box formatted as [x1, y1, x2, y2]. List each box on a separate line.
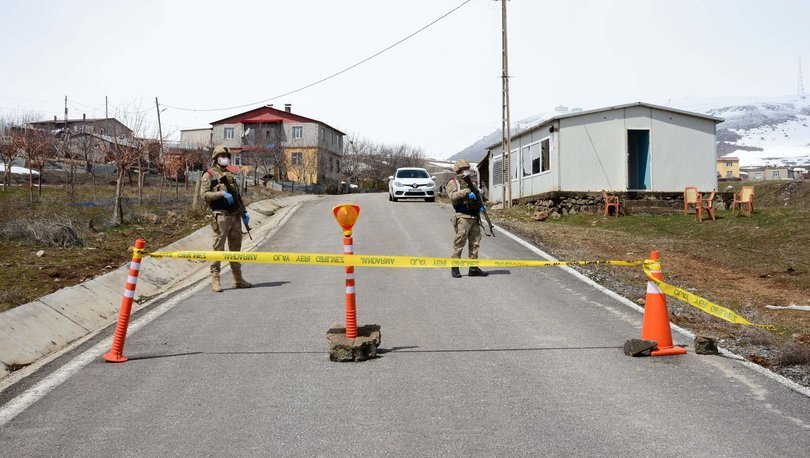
[697, 191, 715, 223]
[732, 186, 755, 216]
[601, 190, 621, 217]
[683, 187, 700, 215]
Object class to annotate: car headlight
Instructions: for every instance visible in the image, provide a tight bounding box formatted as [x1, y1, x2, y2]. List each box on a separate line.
[428, 181, 435, 187]
[394, 181, 403, 187]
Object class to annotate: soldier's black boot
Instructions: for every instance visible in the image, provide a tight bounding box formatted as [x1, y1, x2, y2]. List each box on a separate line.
[451, 267, 461, 278]
[468, 266, 489, 277]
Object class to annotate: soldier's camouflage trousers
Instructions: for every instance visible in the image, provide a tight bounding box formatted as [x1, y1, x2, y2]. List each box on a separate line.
[210, 212, 243, 274]
[451, 214, 481, 259]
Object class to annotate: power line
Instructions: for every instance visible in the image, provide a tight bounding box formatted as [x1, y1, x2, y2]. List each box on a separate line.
[162, 0, 471, 113]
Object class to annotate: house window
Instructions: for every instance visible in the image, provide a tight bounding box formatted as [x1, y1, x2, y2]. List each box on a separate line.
[726, 162, 733, 167]
[320, 129, 325, 141]
[233, 154, 242, 166]
[292, 126, 303, 139]
[338, 136, 343, 149]
[331, 132, 336, 146]
[292, 152, 303, 165]
[493, 155, 503, 185]
[521, 138, 550, 177]
[337, 160, 341, 173]
[329, 157, 334, 171]
[726, 171, 733, 178]
[773, 171, 780, 178]
[754, 172, 763, 180]
[224, 127, 234, 139]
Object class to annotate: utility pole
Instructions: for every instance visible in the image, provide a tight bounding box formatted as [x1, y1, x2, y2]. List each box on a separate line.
[155, 97, 164, 157]
[500, 0, 513, 209]
[799, 57, 806, 100]
[105, 96, 108, 119]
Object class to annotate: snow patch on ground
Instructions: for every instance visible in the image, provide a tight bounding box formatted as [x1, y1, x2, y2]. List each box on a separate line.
[765, 304, 810, 312]
[0, 165, 39, 175]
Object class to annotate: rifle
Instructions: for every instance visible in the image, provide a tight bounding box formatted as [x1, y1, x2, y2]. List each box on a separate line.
[218, 172, 252, 240]
[462, 175, 495, 237]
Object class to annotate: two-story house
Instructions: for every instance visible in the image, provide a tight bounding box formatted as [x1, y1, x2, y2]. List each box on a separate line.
[716, 155, 740, 180]
[205, 104, 345, 187]
[30, 115, 133, 137]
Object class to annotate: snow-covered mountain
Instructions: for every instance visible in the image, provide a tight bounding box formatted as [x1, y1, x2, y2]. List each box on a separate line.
[448, 96, 810, 169]
[682, 96, 810, 167]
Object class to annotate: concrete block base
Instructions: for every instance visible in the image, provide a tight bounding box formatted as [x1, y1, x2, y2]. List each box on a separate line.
[326, 324, 381, 362]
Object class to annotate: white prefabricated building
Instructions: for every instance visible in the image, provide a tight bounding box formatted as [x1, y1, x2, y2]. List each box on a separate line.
[486, 102, 724, 203]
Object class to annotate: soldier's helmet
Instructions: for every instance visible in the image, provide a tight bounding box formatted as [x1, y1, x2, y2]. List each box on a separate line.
[211, 145, 231, 160]
[453, 159, 470, 172]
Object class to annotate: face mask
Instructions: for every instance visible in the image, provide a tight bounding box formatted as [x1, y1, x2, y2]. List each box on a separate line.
[217, 157, 230, 167]
[461, 170, 472, 177]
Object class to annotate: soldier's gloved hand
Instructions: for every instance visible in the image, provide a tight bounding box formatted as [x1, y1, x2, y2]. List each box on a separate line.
[480, 205, 486, 213]
[242, 212, 250, 226]
[468, 191, 476, 200]
[222, 192, 234, 205]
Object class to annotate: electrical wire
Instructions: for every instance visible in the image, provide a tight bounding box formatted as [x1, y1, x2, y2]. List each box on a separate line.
[161, 0, 471, 113]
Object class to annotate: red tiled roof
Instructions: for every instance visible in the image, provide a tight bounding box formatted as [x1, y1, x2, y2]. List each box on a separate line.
[209, 105, 344, 134]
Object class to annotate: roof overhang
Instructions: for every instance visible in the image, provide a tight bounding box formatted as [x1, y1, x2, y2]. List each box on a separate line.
[485, 102, 726, 151]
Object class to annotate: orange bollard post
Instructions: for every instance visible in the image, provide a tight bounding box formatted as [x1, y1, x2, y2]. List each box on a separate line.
[641, 251, 687, 356]
[343, 234, 357, 339]
[103, 238, 147, 363]
[333, 204, 361, 340]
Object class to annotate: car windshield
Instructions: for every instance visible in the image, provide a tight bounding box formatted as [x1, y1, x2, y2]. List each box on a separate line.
[396, 169, 429, 179]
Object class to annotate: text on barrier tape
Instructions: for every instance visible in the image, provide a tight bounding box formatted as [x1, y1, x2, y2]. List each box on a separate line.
[144, 249, 642, 269]
[140, 249, 774, 330]
[643, 268, 776, 331]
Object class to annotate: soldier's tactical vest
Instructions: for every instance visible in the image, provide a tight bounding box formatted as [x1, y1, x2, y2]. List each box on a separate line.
[206, 168, 239, 212]
[450, 178, 480, 216]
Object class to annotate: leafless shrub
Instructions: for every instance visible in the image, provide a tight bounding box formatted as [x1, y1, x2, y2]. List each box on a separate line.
[1, 218, 84, 247]
[736, 328, 775, 347]
[0, 286, 27, 312]
[775, 343, 810, 366]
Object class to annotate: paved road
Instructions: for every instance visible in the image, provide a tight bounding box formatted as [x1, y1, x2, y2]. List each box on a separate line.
[1, 193, 809, 456]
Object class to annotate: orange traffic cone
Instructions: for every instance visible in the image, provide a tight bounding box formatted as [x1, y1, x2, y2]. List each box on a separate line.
[641, 251, 687, 356]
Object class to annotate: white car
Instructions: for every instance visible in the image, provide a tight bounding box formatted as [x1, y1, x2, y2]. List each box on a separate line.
[388, 167, 436, 202]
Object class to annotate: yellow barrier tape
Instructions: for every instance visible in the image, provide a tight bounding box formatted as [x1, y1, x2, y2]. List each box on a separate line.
[643, 267, 776, 331]
[138, 248, 773, 331]
[145, 249, 643, 269]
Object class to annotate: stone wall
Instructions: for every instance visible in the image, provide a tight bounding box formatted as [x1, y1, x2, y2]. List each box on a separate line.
[517, 191, 733, 220]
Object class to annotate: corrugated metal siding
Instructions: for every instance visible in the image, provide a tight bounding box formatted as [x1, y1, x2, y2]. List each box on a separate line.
[559, 109, 626, 191]
[487, 105, 718, 201]
[650, 109, 717, 191]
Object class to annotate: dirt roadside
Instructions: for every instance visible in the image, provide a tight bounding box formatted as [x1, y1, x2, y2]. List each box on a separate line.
[481, 182, 810, 388]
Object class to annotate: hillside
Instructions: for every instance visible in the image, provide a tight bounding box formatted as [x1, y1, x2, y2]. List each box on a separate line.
[448, 96, 810, 168]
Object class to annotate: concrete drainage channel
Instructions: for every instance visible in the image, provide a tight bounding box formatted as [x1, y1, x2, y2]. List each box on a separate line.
[0, 195, 321, 385]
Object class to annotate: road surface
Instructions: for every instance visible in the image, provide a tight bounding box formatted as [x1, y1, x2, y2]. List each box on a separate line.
[1, 193, 808, 456]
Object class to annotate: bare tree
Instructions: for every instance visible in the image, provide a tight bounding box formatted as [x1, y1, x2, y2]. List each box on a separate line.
[241, 123, 287, 188]
[103, 102, 147, 225]
[0, 118, 21, 191]
[17, 126, 55, 203]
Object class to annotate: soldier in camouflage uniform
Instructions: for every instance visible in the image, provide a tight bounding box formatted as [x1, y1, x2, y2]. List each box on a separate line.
[200, 145, 252, 292]
[446, 159, 488, 279]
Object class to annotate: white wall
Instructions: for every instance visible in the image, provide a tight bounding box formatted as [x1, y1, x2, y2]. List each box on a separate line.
[487, 105, 719, 202]
[559, 109, 626, 192]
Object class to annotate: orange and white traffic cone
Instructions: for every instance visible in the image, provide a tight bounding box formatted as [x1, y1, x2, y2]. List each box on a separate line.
[641, 251, 687, 356]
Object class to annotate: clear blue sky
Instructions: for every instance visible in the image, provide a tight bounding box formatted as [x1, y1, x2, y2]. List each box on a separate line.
[1, 0, 808, 158]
